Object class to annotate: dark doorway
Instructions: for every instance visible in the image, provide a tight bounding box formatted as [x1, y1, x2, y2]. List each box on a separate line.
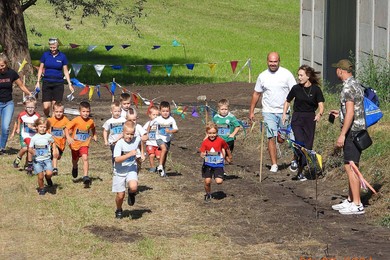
[324, 0, 356, 89]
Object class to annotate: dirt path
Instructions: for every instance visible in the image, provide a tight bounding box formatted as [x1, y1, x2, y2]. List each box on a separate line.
[5, 82, 389, 259]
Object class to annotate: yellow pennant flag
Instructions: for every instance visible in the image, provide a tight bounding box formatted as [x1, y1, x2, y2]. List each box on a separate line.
[208, 63, 216, 74]
[316, 153, 323, 170]
[18, 58, 28, 72]
[88, 85, 95, 101]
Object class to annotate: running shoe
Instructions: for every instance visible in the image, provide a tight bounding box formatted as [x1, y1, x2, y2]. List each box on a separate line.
[52, 168, 58, 176]
[332, 199, 352, 211]
[13, 157, 21, 168]
[338, 203, 365, 215]
[270, 164, 278, 173]
[289, 160, 298, 172]
[204, 193, 212, 202]
[128, 189, 136, 206]
[297, 173, 307, 182]
[72, 168, 78, 178]
[115, 209, 123, 219]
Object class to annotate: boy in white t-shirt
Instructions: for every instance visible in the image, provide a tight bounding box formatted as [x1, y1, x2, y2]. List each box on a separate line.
[148, 101, 178, 177]
[102, 101, 126, 164]
[112, 121, 141, 219]
[126, 108, 147, 172]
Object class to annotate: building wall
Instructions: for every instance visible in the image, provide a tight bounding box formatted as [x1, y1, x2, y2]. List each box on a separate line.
[300, 0, 389, 85]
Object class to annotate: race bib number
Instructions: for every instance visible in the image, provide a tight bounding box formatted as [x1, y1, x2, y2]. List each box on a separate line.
[148, 130, 156, 140]
[217, 124, 230, 136]
[35, 145, 49, 157]
[111, 125, 123, 135]
[75, 129, 89, 141]
[205, 152, 223, 164]
[23, 123, 35, 134]
[158, 124, 172, 135]
[51, 127, 64, 137]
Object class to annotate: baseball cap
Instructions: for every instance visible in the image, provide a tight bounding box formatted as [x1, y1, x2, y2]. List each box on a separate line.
[331, 59, 353, 71]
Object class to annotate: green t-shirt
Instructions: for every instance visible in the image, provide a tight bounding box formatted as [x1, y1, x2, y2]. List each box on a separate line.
[212, 112, 240, 142]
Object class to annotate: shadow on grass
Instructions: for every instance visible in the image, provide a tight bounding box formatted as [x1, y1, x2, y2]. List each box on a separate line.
[72, 176, 103, 183]
[46, 183, 62, 195]
[86, 225, 144, 243]
[124, 209, 152, 220]
[361, 183, 382, 206]
[211, 191, 226, 200]
[138, 185, 153, 193]
[166, 171, 182, 177]
[4, 147, 19, 155]
[223, 174, 241, 180]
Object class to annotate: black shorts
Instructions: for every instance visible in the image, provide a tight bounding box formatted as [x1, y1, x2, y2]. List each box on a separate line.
[202, 165, 224, 179]
[343, 130, 362, 164]
[42, 81, 64, 103]
[227, 140, 234, 153]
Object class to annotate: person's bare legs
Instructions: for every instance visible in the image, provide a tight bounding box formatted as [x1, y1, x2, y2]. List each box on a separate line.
[268, 137, 277, 165]
[345, 164, 361, 205]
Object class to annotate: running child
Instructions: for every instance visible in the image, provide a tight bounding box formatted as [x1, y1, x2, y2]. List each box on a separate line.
[126, 108, 147, 172]
[148, 101, 178, 177]
[11, 96, 40, 174]
[143, 105, 160, 172]
[29, 117, 55, 195]
[120, 93, 132, 118]
[112, 121, 141, 219]
[102, 101, 126, 163]
[48, 102, 70, 175]
[200, 122, 232, 201]
[65, 101, 97, 187]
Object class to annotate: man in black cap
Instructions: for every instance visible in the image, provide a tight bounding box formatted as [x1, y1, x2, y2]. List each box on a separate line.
[329, 59, 366, 215]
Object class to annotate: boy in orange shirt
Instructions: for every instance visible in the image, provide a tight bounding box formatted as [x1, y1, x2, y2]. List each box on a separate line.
[65, 101, 97, 187]
[48, 102, 70, 175]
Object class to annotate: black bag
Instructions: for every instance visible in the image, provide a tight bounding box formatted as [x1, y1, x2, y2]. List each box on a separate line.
[353, 130, 372, 151]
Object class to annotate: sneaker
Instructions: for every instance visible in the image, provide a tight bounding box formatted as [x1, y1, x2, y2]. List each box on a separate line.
[332, 199, 352, 211]
[38, 188, 46, 195]
[338, 202, 365, 215]
[128, 189, 136, 206]
[204, 193, 212, 202]
[297, 173, 307, 182]
[13, 157, 21, 168]
[115, 209, 123, 219]
[157, 165, 166, 177]
[46, 178, 53, 187]
[26, 164, 33, 172]
[0, 149, 5, 155]
[270, 164, 278, 173]
[83, 176, 91, 186]
[72, 168, 78, 178]
[52, 168, 58, 176]
[289, 160, 298, 172]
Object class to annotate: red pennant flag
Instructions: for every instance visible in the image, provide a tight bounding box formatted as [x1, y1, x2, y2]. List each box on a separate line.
[132, 93, 139, 107]
[146, 100, 154, 115]
[103, 84, 112, 95]
[79, 85, 90, 96]
[70, 43, 80, 49]
[230, 60, 238, 73]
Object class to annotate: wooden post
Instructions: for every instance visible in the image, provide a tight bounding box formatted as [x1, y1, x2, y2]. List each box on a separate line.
[205, 100, 209, 123]
[22, 75, 26, 101]
[259, 121, 264, 182]
[248, 58, 252, 83]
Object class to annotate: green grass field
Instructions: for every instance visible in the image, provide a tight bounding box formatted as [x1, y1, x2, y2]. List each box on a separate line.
[24, 0, 300, 85]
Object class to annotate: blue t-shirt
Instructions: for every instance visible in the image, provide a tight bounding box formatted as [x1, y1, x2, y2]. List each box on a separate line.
[40, 51, 68, 83]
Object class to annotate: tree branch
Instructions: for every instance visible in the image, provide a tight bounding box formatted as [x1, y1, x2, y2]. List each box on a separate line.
[21, 0, 38, 12]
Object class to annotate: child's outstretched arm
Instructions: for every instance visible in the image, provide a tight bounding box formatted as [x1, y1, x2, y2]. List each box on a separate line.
[228, 126, 240, 139]
[225, 148, 233, 163]
[114, 149, 137, 163]
[140, 137, 146, 161]
[64, 127, 74, 145]
[103, 128, 109, 146]
[92, 126, 97, 142]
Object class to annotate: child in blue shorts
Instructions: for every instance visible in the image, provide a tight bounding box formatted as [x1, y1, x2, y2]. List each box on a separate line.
[112, 121, 142, 219]
[28, 117, 55, 195]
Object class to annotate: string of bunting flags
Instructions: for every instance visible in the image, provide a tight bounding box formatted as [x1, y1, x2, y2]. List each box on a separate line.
[69, 77, 250, 131]
[70, 59, 248, 78]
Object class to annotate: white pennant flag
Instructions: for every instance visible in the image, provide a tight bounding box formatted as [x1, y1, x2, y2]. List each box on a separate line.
[94, 64, 105, 77]
[72, 64, 82, 77]
[87, 45, 98, 52]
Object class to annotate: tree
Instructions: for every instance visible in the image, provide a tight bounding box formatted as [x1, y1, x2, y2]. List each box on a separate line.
[0, 0, 146, 76]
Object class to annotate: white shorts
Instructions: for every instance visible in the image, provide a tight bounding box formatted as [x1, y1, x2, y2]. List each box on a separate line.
[112, 172, 138, 192]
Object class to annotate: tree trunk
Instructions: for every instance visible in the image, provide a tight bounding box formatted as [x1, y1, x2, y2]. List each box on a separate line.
[0, 0, 32, 78]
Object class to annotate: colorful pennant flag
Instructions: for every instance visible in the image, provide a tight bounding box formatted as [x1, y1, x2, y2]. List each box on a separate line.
[111, 65, 123, 70]
[191, 106, 199, 117]
[230, 60, 238, 73]
[105, 45, 114, 51]
[121, 44, 130, 49]
[145, 65, 152, 74]
[18, 58, 28, 73]
[208, 63, 216, 74]
[79, 85, 89, 96]
[34, 43, 42, 46]
[69, 43, 80, 49]
[110, 81, 116, 95]
[152, 45, 161, 50]
[132, 93, 140, 107]
[72, 64, 83, 77]
[172, 40, 181, 47]
[87, 45, 98, 52]
[96, 85, 101, 98]
[71, 78, 85, 88]
[165, 64, 173, 77]
[94, 64, 105, 77]
[88, 86, 95, 101]
[186, 64, 195, 70]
